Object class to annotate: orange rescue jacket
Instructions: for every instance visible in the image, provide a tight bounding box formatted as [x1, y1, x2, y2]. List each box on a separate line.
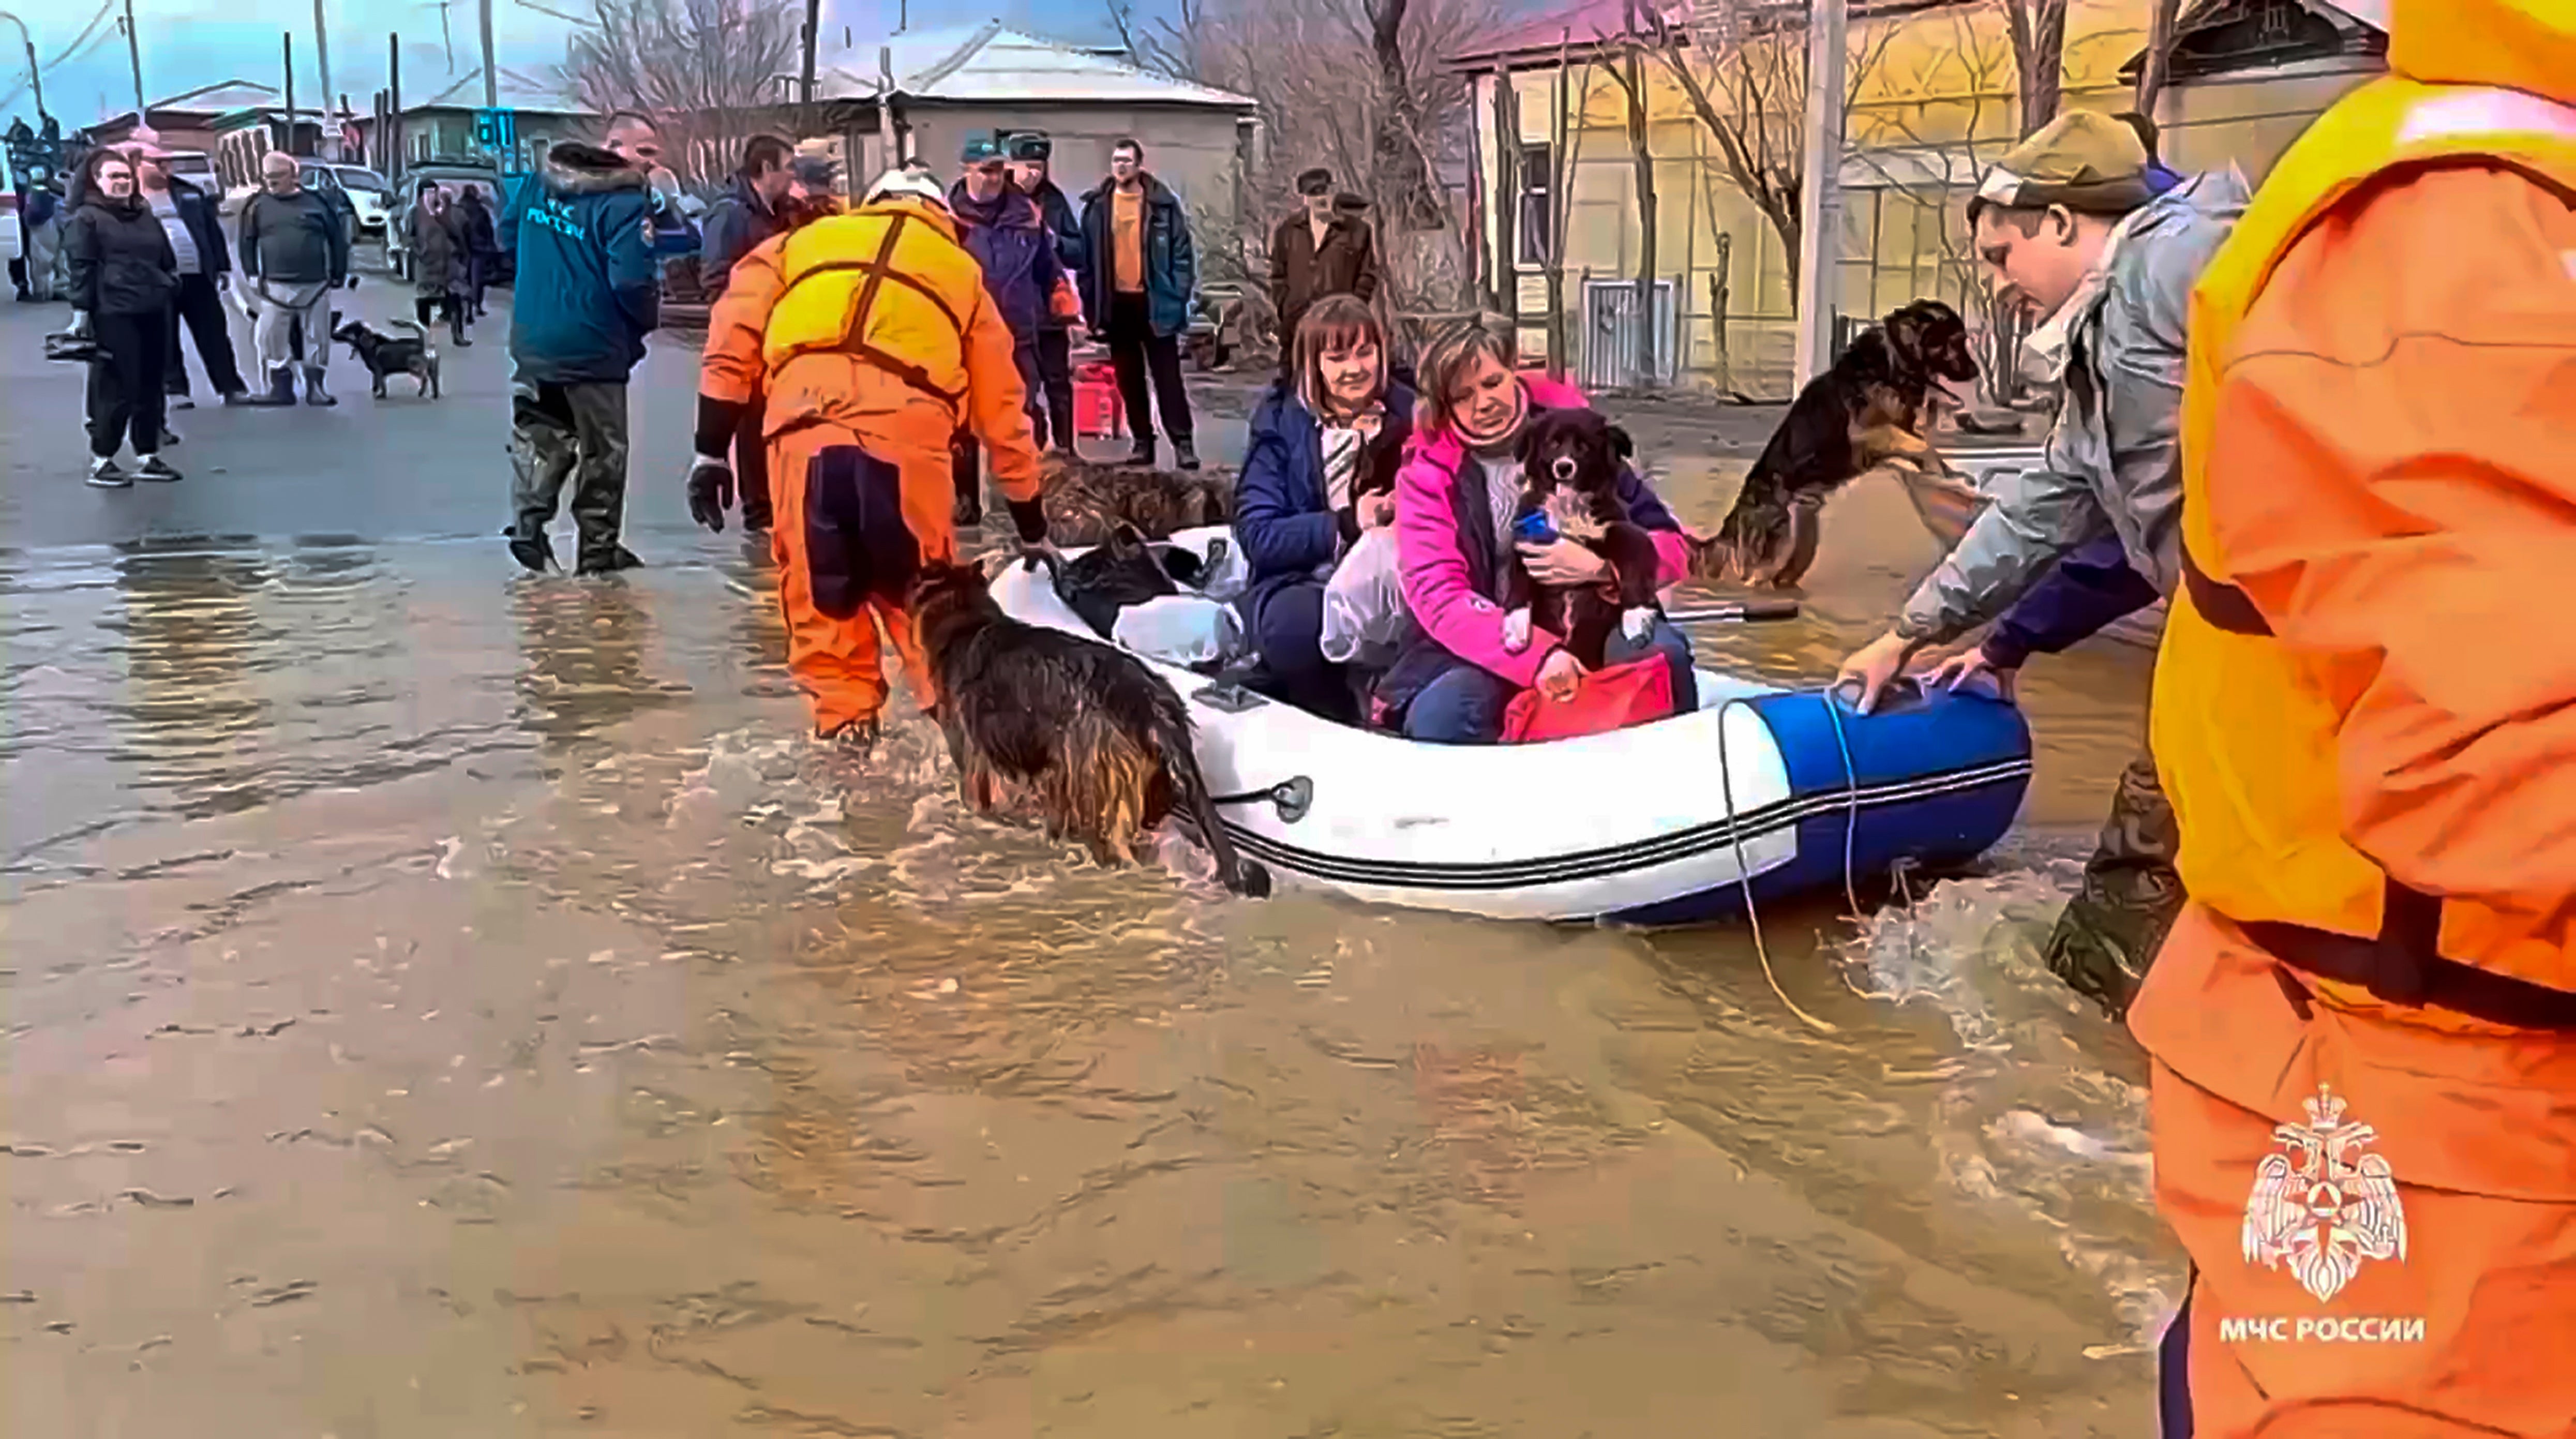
[699, 194, 1042, 504]
[2151, 0, 2576, 1035]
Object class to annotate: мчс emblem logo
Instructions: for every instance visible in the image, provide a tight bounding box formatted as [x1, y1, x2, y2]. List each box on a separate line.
[2241, 1084, 2409, 1303]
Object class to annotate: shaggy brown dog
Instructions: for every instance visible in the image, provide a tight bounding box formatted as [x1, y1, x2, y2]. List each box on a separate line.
[1691, 298, 1978, 589]
[909, 557, 1267, 896]
[1040, 454, 1236, 547]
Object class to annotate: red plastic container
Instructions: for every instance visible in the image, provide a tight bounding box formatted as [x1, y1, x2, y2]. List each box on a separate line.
[1073, 377, 1124, 439]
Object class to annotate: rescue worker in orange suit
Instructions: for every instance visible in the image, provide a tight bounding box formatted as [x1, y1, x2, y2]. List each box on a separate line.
[2132, 1, 2576, 1434]
[687, 168, 1051, 744]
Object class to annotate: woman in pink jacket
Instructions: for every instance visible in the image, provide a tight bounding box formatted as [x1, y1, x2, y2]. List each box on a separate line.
[1374, 319, 1698, 742]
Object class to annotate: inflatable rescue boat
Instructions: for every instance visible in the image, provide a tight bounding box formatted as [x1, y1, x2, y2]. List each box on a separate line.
[988, 531, 2033, 924]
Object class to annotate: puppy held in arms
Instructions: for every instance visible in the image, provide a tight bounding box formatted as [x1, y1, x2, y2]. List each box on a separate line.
[1499, 408, 1664, 666]
[909, 557, 1268, 897]
[1691, 298, 1978, 588]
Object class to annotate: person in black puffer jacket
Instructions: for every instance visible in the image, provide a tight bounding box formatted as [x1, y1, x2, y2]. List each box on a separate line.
[63, 147, 181, 488]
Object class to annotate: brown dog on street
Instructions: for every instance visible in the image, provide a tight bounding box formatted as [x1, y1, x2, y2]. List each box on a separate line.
[1039, 454, 1235, 547]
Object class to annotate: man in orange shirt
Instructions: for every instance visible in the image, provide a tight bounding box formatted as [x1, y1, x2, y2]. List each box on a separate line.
[1075, 138, 1200, 471]
[2136, 1, 2576, 1433]
[688, 168, 1051, 745]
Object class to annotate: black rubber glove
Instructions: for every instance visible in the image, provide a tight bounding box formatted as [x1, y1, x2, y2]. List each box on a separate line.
[694, 393, 748, 460]
[687, 454, 735, 533]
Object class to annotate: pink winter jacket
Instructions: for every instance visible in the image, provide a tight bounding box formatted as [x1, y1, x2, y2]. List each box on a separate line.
[1392, 373, 1692, 688]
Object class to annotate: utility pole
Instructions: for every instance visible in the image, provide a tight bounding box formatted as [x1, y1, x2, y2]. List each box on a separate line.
[388, 33, 402, 172]
[0, 12, 43, 117]
[1791, 0, 1847, 391]
[477, 0, 496, 108]
[800, 0, 821, 129]
[121, 0, 144, 117]
[314, 0, 337, 158]
[283, 32, 296, 156]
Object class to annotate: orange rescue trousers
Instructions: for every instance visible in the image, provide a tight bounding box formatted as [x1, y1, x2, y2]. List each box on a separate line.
[2137, 904, 2576, 1439]
[767, 419, 960, 737]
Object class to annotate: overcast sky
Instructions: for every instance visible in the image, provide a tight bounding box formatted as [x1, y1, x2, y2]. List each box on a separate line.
[2, 0, 1137, 127]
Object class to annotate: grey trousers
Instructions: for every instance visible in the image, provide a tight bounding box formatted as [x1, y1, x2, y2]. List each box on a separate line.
[508, 378, 632, 565]
[250, 280, 334, 375]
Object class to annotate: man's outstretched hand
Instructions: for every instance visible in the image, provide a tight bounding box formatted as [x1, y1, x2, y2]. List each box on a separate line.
[1835, 631, 1920, 714]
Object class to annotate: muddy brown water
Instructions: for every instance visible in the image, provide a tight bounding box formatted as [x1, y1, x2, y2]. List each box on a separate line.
[2, 457, 2173, 1436]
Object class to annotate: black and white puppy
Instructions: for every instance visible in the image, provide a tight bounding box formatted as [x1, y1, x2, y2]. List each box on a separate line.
[1498, 408, 1663, 669]
[332, 317, 442, 399]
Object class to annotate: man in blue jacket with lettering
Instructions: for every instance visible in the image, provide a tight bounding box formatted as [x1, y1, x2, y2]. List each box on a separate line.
[497, 112, 661, 576]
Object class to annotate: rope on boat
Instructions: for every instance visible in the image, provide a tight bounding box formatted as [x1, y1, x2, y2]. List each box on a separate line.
[1715, 695, 1841, 1036]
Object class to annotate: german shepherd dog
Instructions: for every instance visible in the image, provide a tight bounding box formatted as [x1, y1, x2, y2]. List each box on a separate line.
[1040, 454, 1235, 547]
[332, 317, 442, 399]
[908, 557, 1268, 896]
[1692, 299, 1978, 588]
[1498, 408, 1665, 668]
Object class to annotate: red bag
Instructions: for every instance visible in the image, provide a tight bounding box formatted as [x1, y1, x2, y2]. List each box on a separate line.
[1499, 656, 1676, 744]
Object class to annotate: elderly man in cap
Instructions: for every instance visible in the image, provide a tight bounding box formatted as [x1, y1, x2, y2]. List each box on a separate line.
[1267, 164, 1381, 372]
[1834, 109, 2247, 1016]
[1007, 133, 1085, 453]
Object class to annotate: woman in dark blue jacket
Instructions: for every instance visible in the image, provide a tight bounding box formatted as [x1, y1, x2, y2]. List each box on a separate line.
[1234, 294, 1414, 723]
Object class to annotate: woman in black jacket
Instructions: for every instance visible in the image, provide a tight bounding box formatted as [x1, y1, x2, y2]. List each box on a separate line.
[64, 148, 181, 487]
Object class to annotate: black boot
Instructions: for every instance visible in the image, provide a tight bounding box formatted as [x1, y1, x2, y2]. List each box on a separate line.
[450, 309, 471, 347]
[244, 366, 298, 407]
[575, 544, 645, 577]
[302, 365, 336, 407]
[505, 528, 558, 575]
[1124, 437, 1156, 468]
[1173, 437, 1201, 472]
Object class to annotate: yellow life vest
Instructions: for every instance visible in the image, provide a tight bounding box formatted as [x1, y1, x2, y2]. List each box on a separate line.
[2153, 52, 2576, 1022]
[760, 198, 986, 412]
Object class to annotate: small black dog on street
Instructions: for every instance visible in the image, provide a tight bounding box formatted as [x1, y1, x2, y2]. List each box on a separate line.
[1499, 408, 1664, 669]
[332, 317, 442, 400]
[909, 557, 1268, 896]
[1695, 298, 1978, 589]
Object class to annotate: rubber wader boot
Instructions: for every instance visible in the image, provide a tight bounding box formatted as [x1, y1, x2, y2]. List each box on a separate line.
[244, 366, 299, 407]
[302, 365, 336, 407]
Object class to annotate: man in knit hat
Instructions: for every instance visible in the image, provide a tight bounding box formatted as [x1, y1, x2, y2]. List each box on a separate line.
[1834, 108, 2248, 1017]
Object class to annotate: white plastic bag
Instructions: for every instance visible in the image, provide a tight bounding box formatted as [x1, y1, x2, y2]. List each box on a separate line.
[1162, 526, 1249, 603]
[1319, 528, 1416, 667]
[1113, 595, 1246, 668]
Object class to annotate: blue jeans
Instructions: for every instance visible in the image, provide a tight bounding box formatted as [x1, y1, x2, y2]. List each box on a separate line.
[1403, 619, 1697, 744]
[1244, 578, 1361, 725]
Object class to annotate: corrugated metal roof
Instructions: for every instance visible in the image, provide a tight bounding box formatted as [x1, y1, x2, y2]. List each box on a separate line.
[817, 22, 1255, 108]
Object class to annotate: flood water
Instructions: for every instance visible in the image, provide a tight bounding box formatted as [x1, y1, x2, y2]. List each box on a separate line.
[2, 454, 2173, 1435]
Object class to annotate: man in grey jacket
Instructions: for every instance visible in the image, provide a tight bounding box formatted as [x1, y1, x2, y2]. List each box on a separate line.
[236, 149, 353, 406]
[1834, 111, 2246, 1014]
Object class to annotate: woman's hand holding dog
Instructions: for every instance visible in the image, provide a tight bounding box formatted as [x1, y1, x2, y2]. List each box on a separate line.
[1536, 647, 1584, 703]
[1517, 537, 1609, 588]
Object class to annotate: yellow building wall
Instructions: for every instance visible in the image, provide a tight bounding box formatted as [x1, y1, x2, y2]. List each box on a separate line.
[1468, 0, 2376, 396]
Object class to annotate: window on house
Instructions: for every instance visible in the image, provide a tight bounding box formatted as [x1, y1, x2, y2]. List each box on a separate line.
[1517, 142, 1551, 266]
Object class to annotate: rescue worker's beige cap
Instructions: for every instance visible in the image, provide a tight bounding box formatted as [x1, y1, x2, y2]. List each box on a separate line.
[1967, 110, 2156, 224]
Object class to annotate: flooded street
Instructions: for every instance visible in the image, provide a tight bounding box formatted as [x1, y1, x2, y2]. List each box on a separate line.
[3, 309, 2173, 1435]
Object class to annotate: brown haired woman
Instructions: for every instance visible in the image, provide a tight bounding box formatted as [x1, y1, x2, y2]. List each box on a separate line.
[1231, 294, 1416, 723]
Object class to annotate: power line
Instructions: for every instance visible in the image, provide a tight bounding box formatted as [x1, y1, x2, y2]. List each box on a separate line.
[0, 0, 118, 115]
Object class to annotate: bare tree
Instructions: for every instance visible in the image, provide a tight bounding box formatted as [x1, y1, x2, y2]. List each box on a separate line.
[1996, 0, 2068, 135]
[1111, 0, 1499, 314]
[557, 0, 800, 186]
[1636, 1, 1897, 293]
[2133, 0, 2182, 117]
[1596, 0, 1658, 385]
